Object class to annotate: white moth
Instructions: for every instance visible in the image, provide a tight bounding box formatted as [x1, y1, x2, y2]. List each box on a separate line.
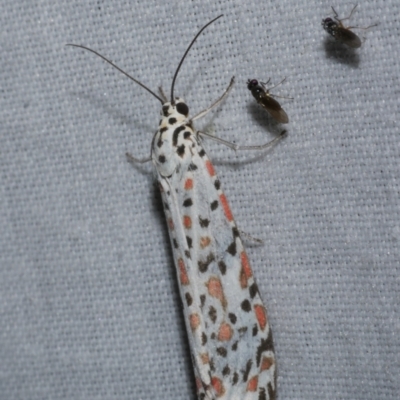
[68, 15, 283, 400]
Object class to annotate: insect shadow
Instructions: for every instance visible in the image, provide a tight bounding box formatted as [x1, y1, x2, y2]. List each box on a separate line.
[323, 37, 360, 67]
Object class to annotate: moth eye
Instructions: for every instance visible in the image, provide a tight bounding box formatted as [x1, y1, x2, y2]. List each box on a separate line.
[176, 102, 189, 116]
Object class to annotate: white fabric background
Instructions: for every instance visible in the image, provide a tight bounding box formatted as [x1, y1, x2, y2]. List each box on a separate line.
[1, 1, 399, 399]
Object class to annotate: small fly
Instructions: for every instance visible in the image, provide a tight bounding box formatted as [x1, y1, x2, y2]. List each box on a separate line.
[322, 4, 378, 48]
[247, 78, 290, 124]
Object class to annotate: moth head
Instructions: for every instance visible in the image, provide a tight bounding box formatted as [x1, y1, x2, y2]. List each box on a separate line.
[161, 98, 189, 120]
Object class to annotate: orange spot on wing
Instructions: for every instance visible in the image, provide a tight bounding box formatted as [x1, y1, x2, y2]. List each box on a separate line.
[205, 160, 216, 177]
[184, 178, 193, 190]
[167, 218, 174, 231]
[178, 258, 189, 286]
[189, 313, 200, 331]
[261, 356, 275, 371]
[211, 377, 225, 397]
[206, 277, 227, 308]
[239, 251, 253, 288]
[240, 268, 248, 288]
[200, 353, 210, 364]
[239, 251, 253, 289]
[241, 251, 252, 278]
[219, 194, 233, 222]
[254, 304, 267, 331]
[247, 375, 258, 392]
[217, 322, 233, 341]
[183, 215, 192, 229]
[200, 236, 211, 248]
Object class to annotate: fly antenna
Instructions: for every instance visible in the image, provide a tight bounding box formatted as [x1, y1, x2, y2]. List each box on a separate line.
[66, 44, 163, 104]
[170, 15, 223, 104]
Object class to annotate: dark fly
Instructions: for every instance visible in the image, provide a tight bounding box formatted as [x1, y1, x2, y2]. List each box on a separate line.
[322, 5, 378, 48]
[247, 78, 289, 124]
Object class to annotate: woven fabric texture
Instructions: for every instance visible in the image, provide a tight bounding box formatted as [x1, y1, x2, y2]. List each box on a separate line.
[1, 1, 399, 399]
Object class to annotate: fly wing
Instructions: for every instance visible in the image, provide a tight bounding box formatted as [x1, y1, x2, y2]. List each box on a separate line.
[157, 137, 276, 400]
[337, 27, 362, 48]
[258, 95, 289, 124]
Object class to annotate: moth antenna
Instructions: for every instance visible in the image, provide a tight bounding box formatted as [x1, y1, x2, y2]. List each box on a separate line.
[66, 44, 163, 104]
[170, 15, 223, 104]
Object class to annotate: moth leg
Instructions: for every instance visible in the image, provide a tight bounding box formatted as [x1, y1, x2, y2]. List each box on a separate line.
[191, 76, 235, 122]
[198, 129, 286, 151]
[126, 152, 152, 164]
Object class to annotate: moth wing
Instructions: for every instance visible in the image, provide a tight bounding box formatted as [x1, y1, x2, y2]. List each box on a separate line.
[158, 141, 276, 399]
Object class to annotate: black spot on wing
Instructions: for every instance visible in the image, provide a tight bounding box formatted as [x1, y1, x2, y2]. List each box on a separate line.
[200, 295, 206, 307]
[256, 330, 274, 366]
[184, 131, 191, 139]
[158, 155, 166, 163]
[216, 347, 227, 357]
[199, 216, 210, 227]
[238, 327, 248, 335]
[209, 306, 217, 323]
[201, 332, 207, 345]
[228, 313, 237, 324]
[243, 359, 252, 382]
[232, 372, 239, 385]
[252, 324, 258, 336]
[209, 358, 215, 372]
[258, 388, 266, 400]
[199, 149, 206, 157]
[218, 260, 227, 275]
[249, 283, 258, 299]
[222, 365, 230, 376]
[198, 253, 215, 273]
[185, 292, 193, 306]
[267, 381, 276, 400]
[227, 241, 237, 255]
[189, 162, 198, 171]
[214, 180, 221, 190]
[241, 299, 251, 312]
[168, 117, 177, 125]
[210, 200, 218, 211]
[186, 236, 192, 248]
[183, 198, 193, 207]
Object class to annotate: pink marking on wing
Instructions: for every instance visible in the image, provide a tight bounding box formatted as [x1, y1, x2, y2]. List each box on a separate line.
[206, 277, 227, 309]
[217, 322, 233, 341]
[261, 356, 275, 371]
[183, 215, 192, 229]
[240, 251, 253, 288]
[178, 258, 189, 286]
[184, 178, 193, 190]
[189, 313, 200, 331]
[211, 376, 225, 398]
[254, 304, 267, 331]
[205, 160, 216, 177]
[246, 375, 258, 392]
[219, 193, 233, 222]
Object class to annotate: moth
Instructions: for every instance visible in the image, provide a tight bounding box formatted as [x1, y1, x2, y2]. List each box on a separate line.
[68, 15, 282, 400]
[247, 78, 289, 124]
[322, 4, 378, 48]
